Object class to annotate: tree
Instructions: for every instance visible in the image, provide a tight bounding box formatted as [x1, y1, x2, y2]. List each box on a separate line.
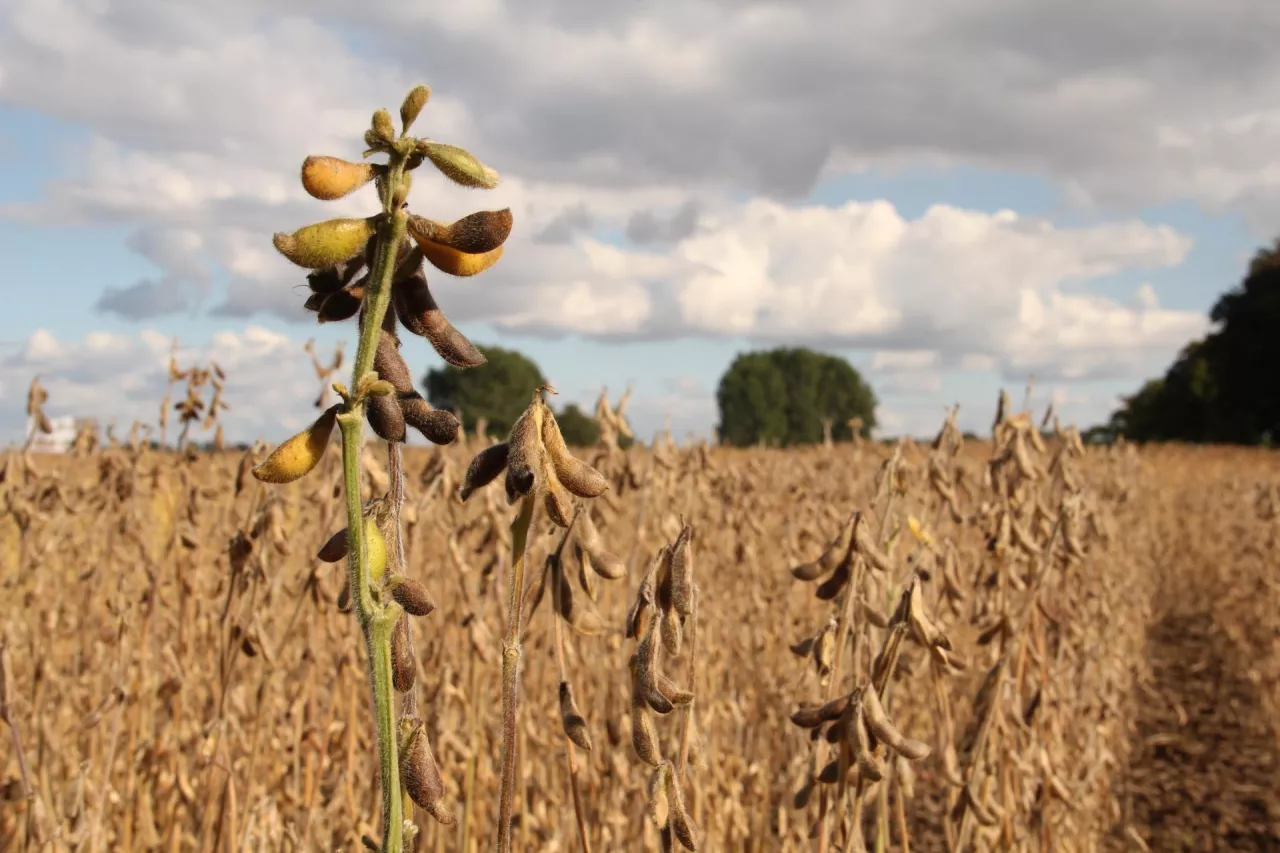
[554, 403, 600, 447]
[715, 347, 877, 447]
[1106, 239, 1280, 444]
[424, 345, 547, 438]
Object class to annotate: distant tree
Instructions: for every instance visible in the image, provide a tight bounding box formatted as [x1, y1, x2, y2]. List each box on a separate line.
[1106, 240, 1280, 444]
[423, 345, 547, 438]
[715, 347, 877, 447]
[554, 403, 600, 447]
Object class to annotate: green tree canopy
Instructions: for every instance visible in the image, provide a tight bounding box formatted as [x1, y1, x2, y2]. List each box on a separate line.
[554, 403, 600, 447]
[1107, 240, 1280, 444]
[715, 347, 877, 447]
[424, 345, 546, 438]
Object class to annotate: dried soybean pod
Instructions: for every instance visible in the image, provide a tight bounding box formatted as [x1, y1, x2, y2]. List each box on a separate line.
[669, 523, 694, 617]
[391, 615, 415, 693]
[316, 526, 349, 562]
[631, 683, 662, 766]
[459, 442, 509, 501]
[648, 763, 671, 828]
[656, 672, 694, 707]
[366, 392, 407, 442]
[635, 614, 673, 715]
[399, 718, 456, 826]
[401, 394, 460, 445]
[665, 769, 701, 851]
[504, 407, 540, 503]
[541, 410, 609, 498]
[390, 575, 435, 617]
[373, 329, 415, 394]
[558, 681, 593, 751]
[392, 271, 486, 368]
[861, 685, 930, 760]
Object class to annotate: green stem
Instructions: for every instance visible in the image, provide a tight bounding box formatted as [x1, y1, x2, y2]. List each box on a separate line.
[338, 144, 413, 853]
[497, 495, 537, 853]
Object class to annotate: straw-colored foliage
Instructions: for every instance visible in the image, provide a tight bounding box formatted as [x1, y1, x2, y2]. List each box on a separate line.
[1, 404, 1278, 852]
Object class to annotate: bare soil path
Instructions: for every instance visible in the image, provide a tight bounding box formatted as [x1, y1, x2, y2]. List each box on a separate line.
[1110, 610, 1280, 852]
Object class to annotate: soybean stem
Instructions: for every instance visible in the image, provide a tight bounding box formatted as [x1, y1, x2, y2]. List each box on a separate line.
[339, 143, 411, 853]
[497, 494, 537, 853]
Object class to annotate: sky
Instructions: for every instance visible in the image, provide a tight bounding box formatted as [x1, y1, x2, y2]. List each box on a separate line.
[0, 0, 1276, 446]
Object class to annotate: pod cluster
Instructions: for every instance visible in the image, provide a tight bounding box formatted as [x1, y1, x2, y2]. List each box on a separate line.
[625, 524, 702, 851]
[263, 85, 512, 466]
[458, 388, 610, 524]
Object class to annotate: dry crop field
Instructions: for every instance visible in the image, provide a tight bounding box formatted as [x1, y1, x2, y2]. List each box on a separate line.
[2, 406, 1278, 853]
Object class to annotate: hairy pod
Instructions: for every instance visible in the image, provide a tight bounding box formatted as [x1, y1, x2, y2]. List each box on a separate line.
[401, 394, 460, 445]
[790, 694, 851, 729]
[665, 769, 701, 851]
[460, 442, 509, 501]
[861, 685, 930, 760]
[273, 218, 376, 269]
[399, 718, 456, 826]
[627, 547, 665, 639]
[366, 392, 406, 442]
[542, 456, 575, 527]
[815, 557, 852, 601]
[630, 678, 662, 766]
[558, 681, 593, 751]
[373, 330, 415, 394]
[636, 616, 673, 714]
[300, 155, 377, 200]
[850, 700, 886, 781]
[407, 209, 513, 254]
[390, 575, 435, 616]
[540, 411, 609, 498]
[504, 408, 541, 503]
[669, 523, 695, 617]
[391, 615, 415, 692]
[415, 140, 500, 189]
[399, 84, 430, 132]
[307, 258, 363, 295]
[656, 672, 694, 707]
[316, 284, 365, 323]
[392, 272, 486, 367]
[252, 405, 338, 484]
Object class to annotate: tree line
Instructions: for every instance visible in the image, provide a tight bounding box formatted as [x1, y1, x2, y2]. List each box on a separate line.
[421, 345, 879, 447]
[1100, 240, 1280, 446]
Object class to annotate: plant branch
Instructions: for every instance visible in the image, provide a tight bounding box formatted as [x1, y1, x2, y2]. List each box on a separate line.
[497, 494, 537, 853]
[338, 143, 412, 853]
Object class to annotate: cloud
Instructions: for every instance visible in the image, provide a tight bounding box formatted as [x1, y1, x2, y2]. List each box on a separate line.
[626, 199, 702, 245]
[533, 202, 594, 245]
[0, 0, 1265, 440]
[0, 326, 331, 443]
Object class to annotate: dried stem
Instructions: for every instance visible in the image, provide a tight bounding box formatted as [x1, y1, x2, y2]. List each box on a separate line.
[497, 494, 537, 853]
[549, 514, 593, 853]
